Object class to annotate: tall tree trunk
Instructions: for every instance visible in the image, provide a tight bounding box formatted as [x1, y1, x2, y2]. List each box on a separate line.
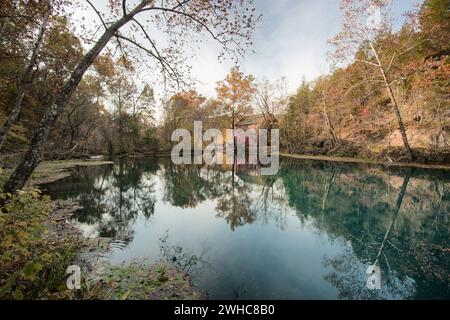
[2, 5, 146, 195]
[0, 2, 51, 151]
[369, 42, 414, 162]
[321, 91, 338, 145]
[232, 108, 236, 150]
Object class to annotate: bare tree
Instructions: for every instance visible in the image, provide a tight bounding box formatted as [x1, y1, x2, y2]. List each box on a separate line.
[320, 91, 338, 146]
[2, 0, 260, 195]
[254, 77, 288, 129]
[330, 0, 417, 162]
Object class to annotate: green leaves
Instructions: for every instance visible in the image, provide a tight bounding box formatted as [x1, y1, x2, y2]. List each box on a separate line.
[12, 289, 24, 300]
[0, 190, 79, 300]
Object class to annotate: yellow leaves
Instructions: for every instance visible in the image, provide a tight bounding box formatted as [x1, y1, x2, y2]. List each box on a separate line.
[2, 234, 14, 247]
[0, 189, 66, 299]
[17, 230, 29, 242]
[33, 262, 43, 273]
[40, 252, 53, 262]
[31, 189, 41, 199]
[94, 54, 116, 78]
[216, 67, 256, 116]
[1, 252, 12, 262]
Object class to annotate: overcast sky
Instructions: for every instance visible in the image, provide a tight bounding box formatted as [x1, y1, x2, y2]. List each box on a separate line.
[72, 0, 423, 119]
[188, 0, 423, 95]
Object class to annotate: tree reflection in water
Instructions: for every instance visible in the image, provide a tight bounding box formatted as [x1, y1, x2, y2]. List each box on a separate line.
[45, 159, 158, 241]
[158, 231, 209, 274]
[44, 157, 450, 299]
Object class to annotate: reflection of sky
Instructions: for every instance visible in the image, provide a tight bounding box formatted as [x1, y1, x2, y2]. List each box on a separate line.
[71, 165, 416, 299]
[45, 159, 450, 300]
[107, 173, 343, 299]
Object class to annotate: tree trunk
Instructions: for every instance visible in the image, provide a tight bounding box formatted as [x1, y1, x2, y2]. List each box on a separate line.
[232, 108, 236, 151]
[385, 82, 414, 162]
[0, 2, 51, 151]
[369, 42, 414, 162]
[321, 92, 338, 146]
[2, 5, 145, 194]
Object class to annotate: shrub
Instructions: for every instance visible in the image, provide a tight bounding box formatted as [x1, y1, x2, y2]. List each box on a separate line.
[0, 190, 79, 299]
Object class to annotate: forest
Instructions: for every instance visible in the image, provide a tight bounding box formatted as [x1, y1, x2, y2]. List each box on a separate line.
[1, 0, 449, 181]
[0, 0, 448, 301]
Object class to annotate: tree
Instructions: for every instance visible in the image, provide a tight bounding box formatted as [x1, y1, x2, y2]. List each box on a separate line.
[313, 76, 340, 146]
[3, 0, 259, 195]
[216, 67, 255, 147]
[418, 0, 450, 54]
[330, 0, 416, 162]
[0, 0, 51, 151]
[161, 90, 207, 149]
[104, 57, 155, 154]
[254, 77, 288, 129]
[281, 79, 313, 153]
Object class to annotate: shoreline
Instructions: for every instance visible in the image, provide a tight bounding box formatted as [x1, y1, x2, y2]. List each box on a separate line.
[31, 159, 201, 300]
[121, 152, 450, 171]
[31, 159, 114, 186]
[280, 153, 450, 171]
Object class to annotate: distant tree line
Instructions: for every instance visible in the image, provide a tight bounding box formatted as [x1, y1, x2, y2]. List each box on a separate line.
[0, 0, 448, 195]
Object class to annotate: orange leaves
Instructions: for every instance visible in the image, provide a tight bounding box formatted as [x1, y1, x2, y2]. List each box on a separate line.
[216, 67, 255, 116]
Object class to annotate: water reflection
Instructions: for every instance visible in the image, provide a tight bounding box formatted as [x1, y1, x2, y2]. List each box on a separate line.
[44, 157, 450, 299]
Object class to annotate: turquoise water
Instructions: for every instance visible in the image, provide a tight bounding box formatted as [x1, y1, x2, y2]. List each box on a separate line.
[44, 157, 450, 300]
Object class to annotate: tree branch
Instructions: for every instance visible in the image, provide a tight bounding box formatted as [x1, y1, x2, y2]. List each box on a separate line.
[86, 0, 108, 30]
[115, 34, 181, 86]
[355, 59, 380, 67]
[137, 5, 226, 46]
[122, 0, 127, 16]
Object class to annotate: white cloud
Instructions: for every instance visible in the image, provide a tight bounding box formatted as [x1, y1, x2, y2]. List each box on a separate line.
[68, 0, 423, 121]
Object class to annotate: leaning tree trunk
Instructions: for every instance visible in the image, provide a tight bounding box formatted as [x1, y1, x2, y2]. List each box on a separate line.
[0, 2, 51, 151]
[321, 92, 338, 146]
[2, 5, 146, 195]
[369, 42, 414, 163]
[380, 69, 414, 163]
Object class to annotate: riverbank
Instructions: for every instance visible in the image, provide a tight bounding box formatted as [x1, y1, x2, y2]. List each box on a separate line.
[0, 159, 114, 188]
[31, 160, 114, 185]
[280, 153, 450, 171]
[0, 159, 202, 300]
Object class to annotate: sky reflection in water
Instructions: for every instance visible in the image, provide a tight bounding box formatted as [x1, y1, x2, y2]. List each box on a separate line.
[44, 157, 450, 300]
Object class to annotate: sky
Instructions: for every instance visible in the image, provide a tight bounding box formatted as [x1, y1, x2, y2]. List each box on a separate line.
[71, 0, 423, 120]
[188, 0, 423, 95]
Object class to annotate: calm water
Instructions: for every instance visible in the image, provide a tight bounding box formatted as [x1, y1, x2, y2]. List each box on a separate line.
[44, 157, 450, 300]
